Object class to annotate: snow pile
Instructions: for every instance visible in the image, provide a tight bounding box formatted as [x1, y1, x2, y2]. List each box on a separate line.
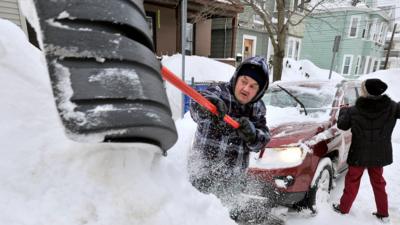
[161, 54, 235, 82]
[0, 18, 236, 225]
[162, 54, 235, 120]
[282, 58, 343, 81]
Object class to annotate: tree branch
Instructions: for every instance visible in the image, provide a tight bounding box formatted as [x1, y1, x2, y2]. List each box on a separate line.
[288, 0, 326, 26]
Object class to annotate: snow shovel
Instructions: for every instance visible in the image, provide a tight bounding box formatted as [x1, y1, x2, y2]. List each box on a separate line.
[161, 66, 240, 129]
[32, 0, 177, 152]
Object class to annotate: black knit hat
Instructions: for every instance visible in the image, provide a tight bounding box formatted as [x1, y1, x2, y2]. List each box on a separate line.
[364, 78, 388, 96]
[237, 64, 267, 89]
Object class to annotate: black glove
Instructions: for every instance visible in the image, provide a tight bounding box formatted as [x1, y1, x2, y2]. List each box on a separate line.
[192, 101, 212, 118]
[237, 117, 257, 144]
[206, 95, 227, 120]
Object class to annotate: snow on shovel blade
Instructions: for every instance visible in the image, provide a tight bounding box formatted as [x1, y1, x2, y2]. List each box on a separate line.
[33, 0, 177, 152]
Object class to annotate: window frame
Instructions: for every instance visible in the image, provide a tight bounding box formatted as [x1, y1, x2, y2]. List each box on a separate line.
[348, 15, 361, 38]
[354, 55, 361, 75]
[341, 54, 354, 75]
[242, 34, 257, 59]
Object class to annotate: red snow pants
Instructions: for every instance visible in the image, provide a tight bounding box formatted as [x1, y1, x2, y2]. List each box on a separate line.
[339, 166, 388, 216]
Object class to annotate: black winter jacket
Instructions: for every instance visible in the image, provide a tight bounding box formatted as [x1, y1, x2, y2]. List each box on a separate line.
[338, 95, 400, 167]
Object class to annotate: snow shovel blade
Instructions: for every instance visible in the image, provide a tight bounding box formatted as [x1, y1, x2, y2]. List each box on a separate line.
[33, 0, 177, 152]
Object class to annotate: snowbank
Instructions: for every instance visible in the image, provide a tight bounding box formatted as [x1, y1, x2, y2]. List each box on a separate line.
[0, 18, 236, 225]
[162, 54, 235, 120]
[282, 58, 343, 81]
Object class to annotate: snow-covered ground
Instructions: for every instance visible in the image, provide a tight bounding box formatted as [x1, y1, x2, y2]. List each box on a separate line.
[1, 17, 399, 225]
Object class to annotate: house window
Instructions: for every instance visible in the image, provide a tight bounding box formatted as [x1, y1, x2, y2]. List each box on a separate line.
[286, 37, 301, 60]
[348, 16, 360, 38]
[145, 11, 157, 51]
[359, 56, 366, 75]
[254, 14, 264, 25]
[294, 40, 300, 60]
[370, 19, 377, 41]
[362, 21, 367, 38]
[379, 58, 386, 70]
[342, 55, 353, 75]
[364, 22, 372, 39]
[354, 56, 361, 75]
[287, 39, 294, 58]
[242, 35, 257, 60]
[372, 59, 379, 72]
[366, 57, 373, 73]
[373, 21, 380, 42]
[378, 23, 386, 44]
[185, 23, 194, 55]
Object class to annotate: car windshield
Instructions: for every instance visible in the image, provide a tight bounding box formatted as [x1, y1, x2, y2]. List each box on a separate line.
[263, 83, 335, 112]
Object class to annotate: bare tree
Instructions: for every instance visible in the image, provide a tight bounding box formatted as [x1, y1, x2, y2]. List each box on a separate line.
[229, 0, 330, 81]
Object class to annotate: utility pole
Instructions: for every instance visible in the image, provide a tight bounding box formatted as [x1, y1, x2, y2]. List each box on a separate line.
[181, 0, 187, 117]
[384, 23, 397, 70]
[329, 35, 341, 79]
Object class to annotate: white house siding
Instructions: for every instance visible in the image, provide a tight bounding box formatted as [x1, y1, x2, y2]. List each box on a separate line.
[0, 0, 27, 34]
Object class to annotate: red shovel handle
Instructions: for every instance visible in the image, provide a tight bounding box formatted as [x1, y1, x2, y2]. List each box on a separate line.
[161, 66, 240, 129]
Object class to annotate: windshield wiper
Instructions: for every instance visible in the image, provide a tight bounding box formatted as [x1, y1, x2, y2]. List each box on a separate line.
[276, 85, 308, 115]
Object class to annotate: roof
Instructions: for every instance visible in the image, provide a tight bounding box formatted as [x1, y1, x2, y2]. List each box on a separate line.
[144, 0, 243, 18]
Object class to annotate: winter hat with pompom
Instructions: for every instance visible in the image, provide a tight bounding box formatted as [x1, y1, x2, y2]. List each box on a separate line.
[361, 78, 388, 96]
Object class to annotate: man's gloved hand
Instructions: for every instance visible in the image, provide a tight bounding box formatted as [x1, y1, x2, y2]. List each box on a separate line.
[238, 117, 257, 144]
[206, 95, 227, 120]
[192, 101, 212, 118]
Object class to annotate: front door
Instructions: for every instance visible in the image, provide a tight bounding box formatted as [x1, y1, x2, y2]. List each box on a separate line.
[243, 39, 254, 60]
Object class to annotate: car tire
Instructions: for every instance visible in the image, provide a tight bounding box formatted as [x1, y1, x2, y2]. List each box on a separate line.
[32, 0, 177, 152]
[305, 158, 333, 214]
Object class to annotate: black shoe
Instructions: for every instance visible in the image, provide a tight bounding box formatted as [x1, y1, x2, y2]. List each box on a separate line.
[372, 212, 390, 223]
[332, 204, 345, 214]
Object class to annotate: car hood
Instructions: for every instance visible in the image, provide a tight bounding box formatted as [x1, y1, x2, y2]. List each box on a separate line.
[267, 121, 331, 147]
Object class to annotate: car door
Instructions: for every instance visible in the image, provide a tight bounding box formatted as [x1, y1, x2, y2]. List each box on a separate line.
[337, 82, 359, 170]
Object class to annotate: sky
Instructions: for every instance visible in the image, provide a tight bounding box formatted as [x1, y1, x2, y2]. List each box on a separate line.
[1, 14, 400, 225]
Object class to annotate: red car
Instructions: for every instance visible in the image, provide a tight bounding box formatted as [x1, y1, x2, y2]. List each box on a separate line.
[243, 80, 361, 213]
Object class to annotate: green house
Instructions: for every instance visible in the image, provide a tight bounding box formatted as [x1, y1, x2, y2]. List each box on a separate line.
[300, 1, 391, 78]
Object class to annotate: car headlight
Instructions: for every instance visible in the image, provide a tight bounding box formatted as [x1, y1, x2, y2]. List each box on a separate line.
[276, 147, 302, 163]
[249, 147, 304, 169]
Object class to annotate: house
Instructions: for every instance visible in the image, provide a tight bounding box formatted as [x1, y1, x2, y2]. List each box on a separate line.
[210, 5, 269, 61]
[143, 0, 243, 57]
[0, 0, 27, 33]
[300, 0, 391, 78]
[210, 0, 305, 65]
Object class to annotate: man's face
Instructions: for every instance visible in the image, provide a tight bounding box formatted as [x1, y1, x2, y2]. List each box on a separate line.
[234, 75, 260, 105]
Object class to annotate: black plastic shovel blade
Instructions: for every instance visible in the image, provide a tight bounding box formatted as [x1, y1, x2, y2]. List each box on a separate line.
[33, 0, 177, 152]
